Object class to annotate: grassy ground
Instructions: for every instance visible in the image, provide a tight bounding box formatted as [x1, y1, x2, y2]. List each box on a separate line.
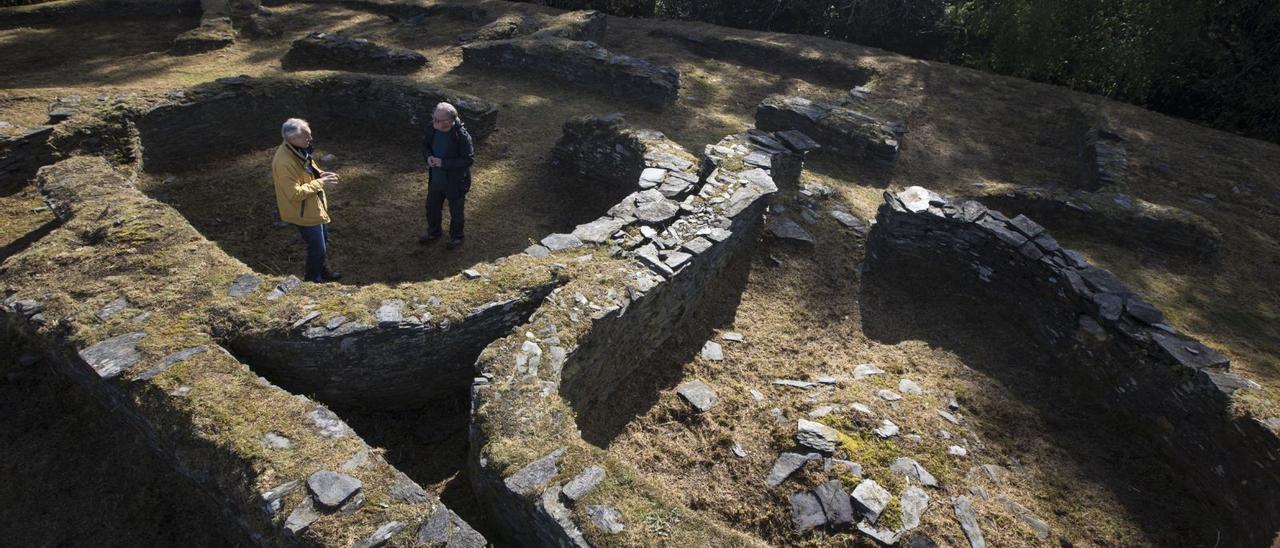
[0, 0, 1277, 545]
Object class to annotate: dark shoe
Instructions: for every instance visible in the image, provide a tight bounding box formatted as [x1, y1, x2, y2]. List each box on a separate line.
[418, 232, 441, 245]
[321, 269, 342, 281]
[446, 237, 463, 250]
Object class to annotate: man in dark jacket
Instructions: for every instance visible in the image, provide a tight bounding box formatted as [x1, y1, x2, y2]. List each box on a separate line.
[420, 102, 475, 250]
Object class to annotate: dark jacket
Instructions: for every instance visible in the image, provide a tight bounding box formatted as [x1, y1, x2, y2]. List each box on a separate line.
[422, 123, 474, 193]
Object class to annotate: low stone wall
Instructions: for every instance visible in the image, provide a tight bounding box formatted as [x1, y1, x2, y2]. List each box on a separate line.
[261, 0, 486, 21]
[974, 186, 1222, 258]
[1082, 127, 1127, 190]
[134, 75, 497, 173]
[281, 32, 428, 74]
[650, 27, 875, 87]
[0, 126, 55, 190]
[227, 283, 557, 410]
[461, 10, 606, 43]
[461, 37, 680, 108]
[866, 186, 1280, 547]
[466, 118, 792, 546]
[3, 155, 485, 546]
[756, 94, 901, 166]
[172, 16, 237, 54]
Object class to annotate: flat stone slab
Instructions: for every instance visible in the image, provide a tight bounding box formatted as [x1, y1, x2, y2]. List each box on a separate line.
[417, 505, 486, 547]
[757, 95, 900, 165]
[504, 447, 565, 496]
[768, 217, 816, 245]
[953, 496, 987, 548]
[79, 332, 147, 379]
[766, 451, 820, 487]
[541, 233, 585, 251]
[283, 32, 428, 74]
[852, 479, 892, 523]
[563, 465, 606, 501]
[587, 505, 625, 534]
[791, 491, 827, 532]
[307, 470, 363, 510]
[814, 479, 855, 527]
[796, 419, 840, 453]
[227, 274, 261, 297]
[676, 379, 719, 412]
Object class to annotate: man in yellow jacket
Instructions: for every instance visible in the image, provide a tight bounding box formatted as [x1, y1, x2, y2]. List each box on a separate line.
[273, 118, 341, 282]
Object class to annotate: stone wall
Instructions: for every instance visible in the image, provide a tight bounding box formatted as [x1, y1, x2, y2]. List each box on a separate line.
[261, 0, 487, 22]
[0, 0, 200, 27]
[460, 10, 606, 44]
[281, 32, 428, 74]
[0, 126, 55, 190]
[1082, 127, 1127, 190]
[227, 283, 557, 410]
[461, 37, 680, 108]
[466, 118, 789, 546]
[756, 94, 901, 166]
[866, 186, 1280, 547]
[134, 75, 497, 173]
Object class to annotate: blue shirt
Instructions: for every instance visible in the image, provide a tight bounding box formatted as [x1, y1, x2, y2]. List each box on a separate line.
[431, 131, 450, 185]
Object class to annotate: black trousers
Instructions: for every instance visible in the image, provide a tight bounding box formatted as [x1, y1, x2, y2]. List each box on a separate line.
[425, 187, 465, 239]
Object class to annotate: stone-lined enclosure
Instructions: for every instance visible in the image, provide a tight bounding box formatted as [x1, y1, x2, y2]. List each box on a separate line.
[866, 186, 1280, 547]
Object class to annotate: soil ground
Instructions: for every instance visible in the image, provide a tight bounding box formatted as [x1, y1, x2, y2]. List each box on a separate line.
[1, 0, 1277, 546]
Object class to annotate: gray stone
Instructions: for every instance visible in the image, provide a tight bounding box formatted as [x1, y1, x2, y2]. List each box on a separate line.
[890, 457, 939, 487]
[260, 480, 300, 516]
[857, 522, 901, 544]
[537, 485, 591, 546]
[898, 379, 924, 396]
[354, 521, 405, 548]
[953, 496, 987, 548]
[700, 340, 724, 361]
[997, 495, 1050, 540]
[852, 479, 892, 523]
[96, 297, 128, 320]
[938, 410, 961, 424]
[462, 269, 482, 279]
[308, 406, 352, 438]
[899, 485, 929, 531]
[854, 363, 885, 378]
[375, 299, 405, 325]
[791, 491, 827, 531]
[877, 389, 903, 401]
[573, 217, 628, 243]
[307, 470, 363, 510]
[874, 419, 900, 438]
[682, 237, 714, 255]
[542, 233, 585, 251]
[340, 449, 370, 472]
[1125, 298, 1164, 325]
[766, 451, 821, 487]
[721, 331, 744, 342]
[796, 419, 840, 452]
[504, 447, 565, 496]
[227, 274, 262, 297]
[416, 505, 486, 547]
[676, 380, 719, 412]
[768, 217, 816, 245]
[664, 250, 693, 269]
[732, 443, 748, 458]
[525, 244, 552, 257]
[284, 496, 321, 535]
[291, 311, 321, 330]
[135, 345, 208, 381]
[267, 275, 302, 300]
[262, 431, 292, 450]
[79, 332, 147, 379]
[635, 199, 681, 223]
[563, 465, 606, 501]
[773, 379, 817, 389]
[389, 473, 429, 504]
[830, 210, 867, 232]
[325, 315, 349, 330]
[776, 129, 821, 152]
[283, 32, 428, 74]
[587, 505, 625, 534]
[814, 479, 855, 527]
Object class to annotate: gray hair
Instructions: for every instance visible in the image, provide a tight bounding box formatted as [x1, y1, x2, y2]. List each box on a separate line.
[281, 118, 310, 140]
[433, 102, 459, 123]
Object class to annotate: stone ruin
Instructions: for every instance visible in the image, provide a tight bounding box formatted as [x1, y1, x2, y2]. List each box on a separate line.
[650, 26, 877, 88]
[460, 10, 681, 108]
[866, 186, 1280, 547]
[282, 32, 428, 74]
[756, 94, 904, 166]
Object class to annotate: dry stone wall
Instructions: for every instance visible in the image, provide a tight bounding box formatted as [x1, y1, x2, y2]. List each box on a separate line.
[756, 94, 902, 166]
[281, 32, 428, 74]
[866, 186, 1280, 547]
[650, 27, 875, 87]
[135, 75, 497, 173]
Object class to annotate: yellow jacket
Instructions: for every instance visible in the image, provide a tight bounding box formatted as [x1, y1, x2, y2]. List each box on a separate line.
[272, 142, 330, 226]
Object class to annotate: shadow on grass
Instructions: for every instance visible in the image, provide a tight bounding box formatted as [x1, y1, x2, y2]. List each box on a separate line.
[858, 264, 1225, 547]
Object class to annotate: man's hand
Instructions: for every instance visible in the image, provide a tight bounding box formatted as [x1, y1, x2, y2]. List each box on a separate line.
[320, 172, 339, 188]
[427, 156, 442, 168]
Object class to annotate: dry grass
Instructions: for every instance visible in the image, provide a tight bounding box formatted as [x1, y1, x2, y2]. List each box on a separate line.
[1, 0, 1278, 545]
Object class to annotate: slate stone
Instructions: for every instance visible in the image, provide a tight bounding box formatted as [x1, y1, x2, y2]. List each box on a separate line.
[676, 379, 719, 412]
[389, 473, 430, 504]
[721, 331, 745, 342]
[542, 233, 585, 251]
[267, 275, 302, 300]
[1124, 298, 1164, 325]
[997, 495, 1050, 540]
[904, 533, 939, 548]
[308, 406, 352, 438]
[135, 345, 208, 381]
[766, 451, 820, 487]
[1093, 292, 1123, 321]
[1151, 332, 1229, 370]
[953, 496, 987, 548]
[96, 297, 128, 320]
[416, 505, 486, 547]
[573, 217, 628, 243]
[700, 340, 724, 361]
[283, 32, 428, 74]
[291, 311, 321, 330]
[774, 379, 817, 389]
[852, 479, 892, 522]
[776, 129, 820, 152]
[504, 447, 565, 496]
[814, 479, 855, 527]
[1008, 214, 1045, 237]
[307, 470, 363, 510]
[587, 505, 625, 534]
[796, 419, 840, 452]
[262, 431, 292, 450]
[890, 457, 939, 487]
[853, 363, 885, 378]
[899, 485, 929, 531]
[874, 419, 900, 438]
[898, 379, 924, 396]
[354, 521, 406, 548]
[227, 274, 262, 297]
[563, 465, 606, 501]
[635, 199, 681, 223]
[768, 218, 816, 245]
[877, 389, 903, 401]
[791, 491, 828, 531]
[462, 269, 482, 279]
[665, 250, 693, 269]
[938, 410, 961, 424]
[260, 480, 300, 515]
[375, 299, 405, 325]
[682, 236, 713, 255]
[79, 332, 147, 379]
[284, 496, 322, 535]
[830, 210, 867, 232]
[525, 244, 552, 257]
